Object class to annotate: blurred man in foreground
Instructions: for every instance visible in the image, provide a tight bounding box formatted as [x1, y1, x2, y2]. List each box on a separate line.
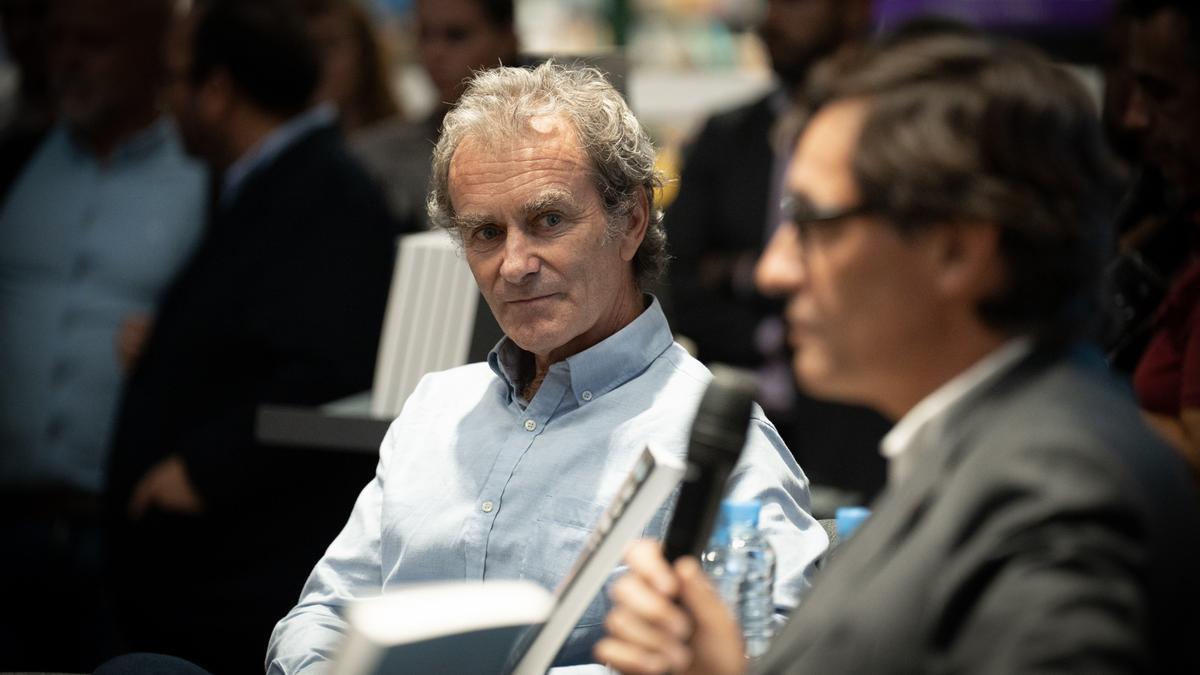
[267, 62, 826, 673]
[597, 33, 1200, 674]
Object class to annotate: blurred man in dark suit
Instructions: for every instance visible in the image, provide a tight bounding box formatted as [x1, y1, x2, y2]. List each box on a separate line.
[103, 2, 395, 672]
[598, 32, 1200, 674]
[665, 0, 889, 504]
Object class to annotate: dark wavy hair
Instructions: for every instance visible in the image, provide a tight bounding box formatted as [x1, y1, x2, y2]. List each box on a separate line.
[190, 0, 320, 118]
[808, 32, 1122, 344]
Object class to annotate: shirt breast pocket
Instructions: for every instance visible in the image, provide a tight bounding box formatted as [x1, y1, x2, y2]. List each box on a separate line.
[519, 494, 612, 628]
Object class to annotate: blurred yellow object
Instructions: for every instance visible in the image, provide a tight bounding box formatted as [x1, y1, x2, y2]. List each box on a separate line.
[654, 144, 682, 209]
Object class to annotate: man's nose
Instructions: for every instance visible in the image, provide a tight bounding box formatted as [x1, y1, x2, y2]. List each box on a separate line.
[498, 229, 541, 283]
[755, 223, 806, 297]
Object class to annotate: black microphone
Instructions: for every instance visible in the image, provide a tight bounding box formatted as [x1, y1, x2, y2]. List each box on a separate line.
[662, 365, 757, 562]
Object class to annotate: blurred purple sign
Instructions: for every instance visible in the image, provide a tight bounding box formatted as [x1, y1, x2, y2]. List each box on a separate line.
[874, 0, 1116, 30]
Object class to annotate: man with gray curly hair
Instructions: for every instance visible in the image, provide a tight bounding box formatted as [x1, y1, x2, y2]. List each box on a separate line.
[427, 63, 669, 289]
[266, 62, 825, 673]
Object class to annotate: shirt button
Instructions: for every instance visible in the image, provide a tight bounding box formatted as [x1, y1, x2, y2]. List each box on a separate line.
[481, 500, 494, 513]
[524, 419, 536, 431]
[581, 390, 593, 402]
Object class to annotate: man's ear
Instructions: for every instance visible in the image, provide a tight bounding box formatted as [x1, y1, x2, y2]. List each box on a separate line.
[618, 189, 650, 262]
[929, 221, 1004, 302]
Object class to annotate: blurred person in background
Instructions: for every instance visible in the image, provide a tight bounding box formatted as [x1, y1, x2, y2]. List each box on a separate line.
[597, 31, 1200, 674]
[664, 0, 889, 508]
[0, 0, 55, 198]
[103, 1, 395, 672]
[303, 0, 418, 236]
[305, 0, 401, 136]
[1117, 0, 1200, 476]
[1099, 1, 1171, 375]
[0, 0, 206, 669]
[1101, 0, 1188, 375]
[340, 0, 519, 232]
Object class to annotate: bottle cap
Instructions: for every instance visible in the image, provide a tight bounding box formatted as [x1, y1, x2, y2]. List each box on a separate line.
[835, 506, 871, 539]
[708, 515, 731, 547]
[720, 499, 762, 528]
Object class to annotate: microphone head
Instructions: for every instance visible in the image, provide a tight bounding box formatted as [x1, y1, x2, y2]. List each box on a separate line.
[691, 365, 757, 458]
[661, 365, 758, 561]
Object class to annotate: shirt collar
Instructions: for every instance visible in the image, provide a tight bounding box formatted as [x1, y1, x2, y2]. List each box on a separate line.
[880, 337, 1033, 485]
[487, 295, 674, 405]
[220, 102, 336, 207]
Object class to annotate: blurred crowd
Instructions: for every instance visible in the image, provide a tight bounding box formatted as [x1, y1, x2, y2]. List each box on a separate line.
[0, 0, 1197, 672]
[0, 0, 517, 671]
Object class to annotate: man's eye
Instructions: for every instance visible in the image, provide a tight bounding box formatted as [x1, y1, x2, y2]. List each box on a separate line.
[472, 225, 502, 242]
[539, 213, 564, 229]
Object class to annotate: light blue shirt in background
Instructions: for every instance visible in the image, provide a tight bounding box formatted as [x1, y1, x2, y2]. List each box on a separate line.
[266, 298, 827, 673]
[0, 117, 207, 493]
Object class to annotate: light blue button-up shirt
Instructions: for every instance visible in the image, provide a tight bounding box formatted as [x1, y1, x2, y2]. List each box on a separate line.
[0, 117, 207, 493]
[266, 298, 827, 673]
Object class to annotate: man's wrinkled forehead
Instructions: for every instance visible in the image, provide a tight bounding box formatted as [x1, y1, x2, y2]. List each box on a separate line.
[447, 114, 587, 186]
[457, 113, 577, 152]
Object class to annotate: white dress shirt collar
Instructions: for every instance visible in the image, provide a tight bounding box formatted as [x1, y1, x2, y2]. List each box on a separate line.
[881, 337, 1033, 485]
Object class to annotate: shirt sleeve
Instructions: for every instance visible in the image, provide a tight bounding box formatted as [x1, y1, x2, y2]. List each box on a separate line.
[264, 424, 395, 675]
[725, 407, 829, 613]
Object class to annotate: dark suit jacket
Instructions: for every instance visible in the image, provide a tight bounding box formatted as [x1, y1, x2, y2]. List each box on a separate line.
[665, 93, 890, 500]
[756, 346, 1200, 674]
[666, 93, 779, 365]
[104, 125, 396, 673]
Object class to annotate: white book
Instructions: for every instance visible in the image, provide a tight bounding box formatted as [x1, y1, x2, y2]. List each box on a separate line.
[331, 580, 553, 675]
[331, 444, 685, 675]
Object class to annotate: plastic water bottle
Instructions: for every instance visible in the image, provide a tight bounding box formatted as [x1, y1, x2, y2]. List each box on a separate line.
[701, 507, 743, 611]
[701, 500, 777, 660]
[733, 501, 776, 659]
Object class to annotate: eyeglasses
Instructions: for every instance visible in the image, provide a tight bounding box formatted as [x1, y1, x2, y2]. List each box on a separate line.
[780, 193, 876, 243]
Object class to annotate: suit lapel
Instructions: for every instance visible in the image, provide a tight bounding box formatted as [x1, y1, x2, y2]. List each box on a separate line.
[757, 350, 1056, 671]
[755, 423, 956, 671]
